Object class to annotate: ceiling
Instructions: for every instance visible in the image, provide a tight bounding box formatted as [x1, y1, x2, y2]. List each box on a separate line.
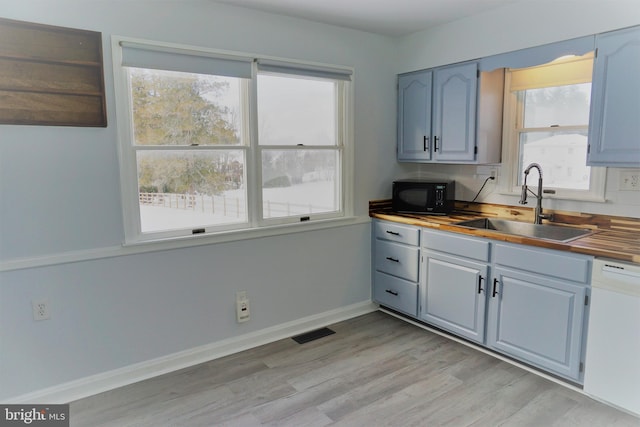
[211, 0, 521, 37]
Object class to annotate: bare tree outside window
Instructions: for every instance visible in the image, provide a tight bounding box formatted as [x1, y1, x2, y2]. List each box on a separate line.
[128, 68, 247, 232]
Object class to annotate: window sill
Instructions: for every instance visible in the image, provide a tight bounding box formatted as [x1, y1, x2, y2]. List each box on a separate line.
[123, 215, 370, 250]
[1, 216, 371, 272]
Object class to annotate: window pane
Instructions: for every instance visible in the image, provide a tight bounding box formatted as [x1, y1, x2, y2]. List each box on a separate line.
[523, 83, 591, 128]
[129, 68, 244, 146]
[137, 150, 246, 232]
[519, 131, 590, 190]
[262, 149, 339, 218]
[257, 74, 336, 146]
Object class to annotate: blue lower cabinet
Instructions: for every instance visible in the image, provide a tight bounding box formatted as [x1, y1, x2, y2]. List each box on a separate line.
[373, 219, 421, 316]
[371, 221, 592, 384]
[487, 266, 588, 382]
[420, 251, 488, 344]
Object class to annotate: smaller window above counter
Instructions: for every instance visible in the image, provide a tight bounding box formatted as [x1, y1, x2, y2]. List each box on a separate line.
[499, 52, 607, 202]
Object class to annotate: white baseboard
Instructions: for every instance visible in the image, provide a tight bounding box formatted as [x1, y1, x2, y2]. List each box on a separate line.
[6, 301, 377, 404]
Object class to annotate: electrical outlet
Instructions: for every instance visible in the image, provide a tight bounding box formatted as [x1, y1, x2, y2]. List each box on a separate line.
[32, 299, 50, 321]
[476, 165, 499, 180]
[620, 169, 640, 191]
[236, 291, 250, 323]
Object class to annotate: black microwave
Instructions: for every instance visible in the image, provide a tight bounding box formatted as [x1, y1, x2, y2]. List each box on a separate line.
[392, 180, 455, 215]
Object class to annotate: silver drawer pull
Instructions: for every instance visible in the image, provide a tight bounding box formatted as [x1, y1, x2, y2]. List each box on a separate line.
[385, 289, 399, 296]
[386, 257, 400, 263]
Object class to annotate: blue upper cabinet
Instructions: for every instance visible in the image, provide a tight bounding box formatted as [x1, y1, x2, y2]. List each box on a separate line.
[397, 70, 432, 161]
[397, 62, 503, 164]
[588, 26, 640, 167]
[433, 62, 478, 162]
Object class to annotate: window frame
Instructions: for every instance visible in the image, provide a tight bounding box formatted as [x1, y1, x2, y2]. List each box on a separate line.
[129, 69, 252, 239]
[255, 71, 346, 226]
[499, 61, 606, 203]
[112, 36, 355, 245]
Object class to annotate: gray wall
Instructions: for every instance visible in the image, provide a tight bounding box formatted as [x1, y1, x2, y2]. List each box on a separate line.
[1, 0, 638, 400]
[0, 0, 404, 399]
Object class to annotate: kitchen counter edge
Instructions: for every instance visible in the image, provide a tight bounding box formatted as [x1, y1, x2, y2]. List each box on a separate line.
[369, 201, 640, 264]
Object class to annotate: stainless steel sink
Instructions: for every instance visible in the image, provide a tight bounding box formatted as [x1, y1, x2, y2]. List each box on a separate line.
[453, 218, 593, 242]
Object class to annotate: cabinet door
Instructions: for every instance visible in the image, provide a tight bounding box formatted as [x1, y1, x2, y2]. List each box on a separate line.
[420, 251, 487, 344]
[432, 62, 478, 162]
[487, 267, 587, 381]
[398, 71, 432, 161]
[588, 26, 640, 167]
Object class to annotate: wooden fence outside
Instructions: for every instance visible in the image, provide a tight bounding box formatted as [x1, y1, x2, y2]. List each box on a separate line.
[139, 192, 331, 218]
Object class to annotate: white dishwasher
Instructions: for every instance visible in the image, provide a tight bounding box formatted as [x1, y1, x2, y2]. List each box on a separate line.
[584, 258, 640, 416]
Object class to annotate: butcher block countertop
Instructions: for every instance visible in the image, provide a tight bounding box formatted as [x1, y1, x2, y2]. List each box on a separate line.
[370, 200, 640, 264]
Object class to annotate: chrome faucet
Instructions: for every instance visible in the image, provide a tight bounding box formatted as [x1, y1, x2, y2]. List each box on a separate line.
[519, 163, 554, 224]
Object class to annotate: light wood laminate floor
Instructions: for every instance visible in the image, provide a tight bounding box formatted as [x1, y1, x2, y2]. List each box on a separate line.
[70, 311, 640, 426]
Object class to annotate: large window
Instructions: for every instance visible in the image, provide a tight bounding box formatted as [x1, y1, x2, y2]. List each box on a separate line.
[113, 39, 352, 243]
[502, 53, 606, 201]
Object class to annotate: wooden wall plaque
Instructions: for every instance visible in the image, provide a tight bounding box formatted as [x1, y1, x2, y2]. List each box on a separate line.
[0, 18, 107, 127]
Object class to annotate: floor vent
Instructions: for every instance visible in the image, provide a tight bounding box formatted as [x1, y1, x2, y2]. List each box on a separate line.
[292, 327, 336, 344]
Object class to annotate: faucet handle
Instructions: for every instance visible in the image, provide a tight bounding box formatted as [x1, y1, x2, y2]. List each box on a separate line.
[538, 213, 554, 221]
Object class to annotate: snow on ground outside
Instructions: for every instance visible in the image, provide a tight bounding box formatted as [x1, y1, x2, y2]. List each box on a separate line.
[140, 181, 338, 232]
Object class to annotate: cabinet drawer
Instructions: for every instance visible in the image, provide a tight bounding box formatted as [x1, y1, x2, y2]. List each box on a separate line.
[494, 243, 591, 283]
[375, 240, 419, 281]
[374, 220, 420, 246]
[422, 229, 490, 262]
[374, 271, 418, 316]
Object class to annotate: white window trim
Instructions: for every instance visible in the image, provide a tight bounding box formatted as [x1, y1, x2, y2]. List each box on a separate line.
[498, 69, 607, 203]
[111, 36, 355, 246]
[254, 70, 349, 227]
